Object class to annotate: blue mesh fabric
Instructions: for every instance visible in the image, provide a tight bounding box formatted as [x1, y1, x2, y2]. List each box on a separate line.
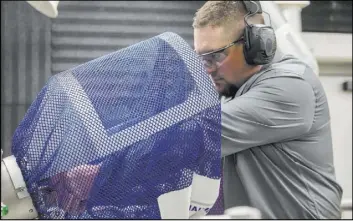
[11, 32, 221, 219]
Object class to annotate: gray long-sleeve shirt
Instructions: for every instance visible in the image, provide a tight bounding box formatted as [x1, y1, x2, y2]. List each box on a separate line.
[221, 52, 343, 219]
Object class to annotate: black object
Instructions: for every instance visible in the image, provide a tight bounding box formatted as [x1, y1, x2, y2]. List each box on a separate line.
[302, 1, 352, 34]
[242, 0, 262, 14]
[241, 1, 277, 65]
[342, 80, 352, 92]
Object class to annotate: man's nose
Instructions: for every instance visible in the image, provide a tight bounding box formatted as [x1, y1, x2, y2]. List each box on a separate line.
[205, 65, 218, 77]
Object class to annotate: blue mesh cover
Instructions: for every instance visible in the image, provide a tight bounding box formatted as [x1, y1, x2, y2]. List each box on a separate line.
[11, 32, 221, 219]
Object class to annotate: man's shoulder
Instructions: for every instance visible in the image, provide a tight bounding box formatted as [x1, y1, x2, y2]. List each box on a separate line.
[245, 55, 318, 90]
[262, 55, 310, 80]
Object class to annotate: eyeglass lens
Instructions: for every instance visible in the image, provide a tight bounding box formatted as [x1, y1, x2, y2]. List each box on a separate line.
[201, 52, 227, 69]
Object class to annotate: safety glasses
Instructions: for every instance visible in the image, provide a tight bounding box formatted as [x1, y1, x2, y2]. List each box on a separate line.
[198, 37, 244, 70]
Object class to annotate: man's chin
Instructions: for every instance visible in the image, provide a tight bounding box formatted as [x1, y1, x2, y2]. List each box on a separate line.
[216, 87, 228, 98]
[218, 84, 239, 99]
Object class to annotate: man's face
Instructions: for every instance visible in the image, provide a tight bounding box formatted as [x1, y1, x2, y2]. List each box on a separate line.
[194, 25, 249, 97]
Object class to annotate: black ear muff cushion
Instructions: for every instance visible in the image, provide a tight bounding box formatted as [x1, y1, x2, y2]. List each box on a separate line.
[259, 27, 277, 58]
[243, 25, 277, 65]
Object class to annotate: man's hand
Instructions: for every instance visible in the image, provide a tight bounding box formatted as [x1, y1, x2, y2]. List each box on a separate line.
[49, 164, 101, 215]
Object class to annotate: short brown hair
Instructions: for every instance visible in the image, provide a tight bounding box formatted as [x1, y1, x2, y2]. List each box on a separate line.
[192, 1, 247, 29]
[192, 1, 264, 29]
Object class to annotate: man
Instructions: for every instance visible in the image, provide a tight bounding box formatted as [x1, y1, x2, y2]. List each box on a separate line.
[193, 1, 343, 219]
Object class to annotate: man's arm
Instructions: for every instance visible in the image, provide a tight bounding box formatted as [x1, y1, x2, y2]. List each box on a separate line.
[221, 76, 315, 157]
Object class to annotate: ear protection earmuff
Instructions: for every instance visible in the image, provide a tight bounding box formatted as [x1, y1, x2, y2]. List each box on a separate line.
[241, 1, 277, 65]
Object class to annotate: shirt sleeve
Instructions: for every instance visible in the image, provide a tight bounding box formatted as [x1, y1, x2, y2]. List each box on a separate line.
[221, 76, 315, 157]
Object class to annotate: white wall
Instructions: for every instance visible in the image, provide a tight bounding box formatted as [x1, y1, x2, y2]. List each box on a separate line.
[302, 32, 352, 64]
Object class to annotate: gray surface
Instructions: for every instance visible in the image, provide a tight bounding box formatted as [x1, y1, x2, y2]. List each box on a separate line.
[51, 1, 205, 74]
[1, 1, 52, 157]
[221, 51, 343, 219]
[1, 156, 38, 219]
[301, 1, 352, 33]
